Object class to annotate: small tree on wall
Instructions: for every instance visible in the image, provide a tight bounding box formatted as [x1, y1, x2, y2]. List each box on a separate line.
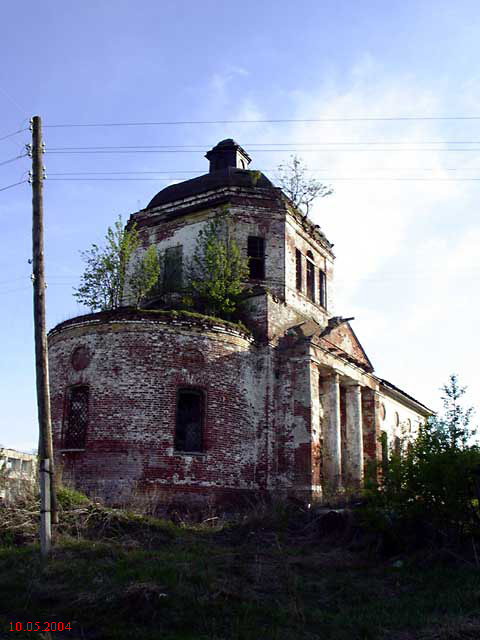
[74, 216, 160, 311]
[129, 245, 162, 308]
[276, 155, 333, 215]
[186, 211, 249, 318]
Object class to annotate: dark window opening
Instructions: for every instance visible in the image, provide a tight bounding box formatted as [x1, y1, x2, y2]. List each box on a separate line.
[295, 249, 302, 291]
[380, 431, 388, 472]
[394, 436, 402, 456]
[163, 245, 183, 292]
[319, 270, 327, 308]
[64, 386, 89, 449]
[306, 251, 315, 301]
[175, 389, 204, 452]
[247, 236, 265, 280]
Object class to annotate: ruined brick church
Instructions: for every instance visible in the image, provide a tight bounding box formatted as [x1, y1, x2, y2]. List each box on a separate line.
[48, 139, 431, 506]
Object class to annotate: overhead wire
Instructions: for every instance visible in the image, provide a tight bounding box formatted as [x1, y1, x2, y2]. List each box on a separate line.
[0, 153, 27, 167]
[46, 141, 480, 149]
[0, 127, 29, 143]
[43, 115, 480, 128]
[43, 148, 480, 154]
[46, 176, 480, 182]
[0, 179, 28, 193]
[46, 167, 480, 175]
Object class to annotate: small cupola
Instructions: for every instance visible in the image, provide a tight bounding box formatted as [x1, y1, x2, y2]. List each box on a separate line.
[205, 139, 252, 173]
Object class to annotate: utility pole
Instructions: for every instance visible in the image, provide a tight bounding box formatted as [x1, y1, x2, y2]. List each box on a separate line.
[31, 115, 58, 556]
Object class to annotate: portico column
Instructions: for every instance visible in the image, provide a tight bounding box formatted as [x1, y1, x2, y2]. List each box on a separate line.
[345, 383, 364, 488]
[324, 372, 342, 492]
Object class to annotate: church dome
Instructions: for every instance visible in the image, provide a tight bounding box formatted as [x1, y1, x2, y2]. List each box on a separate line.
[146, 140, 276, 210]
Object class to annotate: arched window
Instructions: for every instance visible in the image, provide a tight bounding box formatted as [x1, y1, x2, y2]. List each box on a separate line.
[295, 249, 302, 291]
[175, 388, 205, 452]
[306, 251, 315, 301]
[319, 269, 327, 308]
[63, 385, 89, 449]
[380, 403, 386, 421]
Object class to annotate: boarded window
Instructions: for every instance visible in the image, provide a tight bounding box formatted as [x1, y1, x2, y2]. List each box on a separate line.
[64, 386, 89, 449]
[175, 389, 204, 452]
[306, 251, 315, 301]
[295, 249, 302, 291]
[163, 245, 183, 292]
[319, 269, 327, 308]
[247, 236, 265, 280]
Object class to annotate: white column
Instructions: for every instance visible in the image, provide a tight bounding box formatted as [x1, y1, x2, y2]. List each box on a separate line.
[345, 383, 364, 488]
[324, 372, 342, 492]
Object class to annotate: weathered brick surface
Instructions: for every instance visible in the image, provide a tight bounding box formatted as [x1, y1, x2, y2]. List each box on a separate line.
[49, 159, 432, 506]
[49, 312, 266, 505]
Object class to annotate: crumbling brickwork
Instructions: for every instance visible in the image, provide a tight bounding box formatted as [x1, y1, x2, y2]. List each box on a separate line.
[48, 139, 431, 507]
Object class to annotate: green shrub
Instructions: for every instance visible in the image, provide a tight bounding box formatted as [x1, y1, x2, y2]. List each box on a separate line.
[57, 486, 90, 509]
[362, 375, 480, 550]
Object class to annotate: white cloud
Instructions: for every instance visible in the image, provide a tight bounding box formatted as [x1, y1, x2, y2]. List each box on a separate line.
[204, 58, 480, 416]
[209, 66, 250, 102]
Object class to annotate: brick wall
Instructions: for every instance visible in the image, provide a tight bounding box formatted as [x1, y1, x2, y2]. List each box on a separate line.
[48, 311, 267, 506]
[47, 171, 431, 508]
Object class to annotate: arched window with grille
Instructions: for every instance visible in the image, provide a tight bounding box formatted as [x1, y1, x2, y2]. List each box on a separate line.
[63, 385, 89, 449]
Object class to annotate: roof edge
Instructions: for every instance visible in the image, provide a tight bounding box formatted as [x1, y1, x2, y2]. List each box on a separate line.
[377, 377, 435, 416]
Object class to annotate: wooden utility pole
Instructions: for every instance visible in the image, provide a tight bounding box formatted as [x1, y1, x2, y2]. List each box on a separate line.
[31, 115, 58, 556]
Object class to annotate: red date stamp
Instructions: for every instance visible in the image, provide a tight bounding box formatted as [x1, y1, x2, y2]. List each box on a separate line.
[9, 621, 72, 632]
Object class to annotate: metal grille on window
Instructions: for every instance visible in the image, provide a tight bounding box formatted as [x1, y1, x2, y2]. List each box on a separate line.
[247, 236, 265, 280]
[64, 386, 89, 449]
[175, 389, 204, 452]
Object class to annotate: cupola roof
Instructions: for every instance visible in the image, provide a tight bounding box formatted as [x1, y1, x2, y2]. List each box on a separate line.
[146, 140, 274, 210]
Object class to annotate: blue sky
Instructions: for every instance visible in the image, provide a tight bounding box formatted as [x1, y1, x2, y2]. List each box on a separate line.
[1, 0, 479, 451]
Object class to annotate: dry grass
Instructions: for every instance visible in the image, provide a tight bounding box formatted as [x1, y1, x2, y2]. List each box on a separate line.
[1, 491, 480, 639]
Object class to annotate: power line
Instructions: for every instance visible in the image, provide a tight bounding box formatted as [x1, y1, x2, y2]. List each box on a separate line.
[0, 86, 29, 119]
[0, 127, 28, 143]
[0, 153, 27, 167]
[0, 276, 32, 286]
[49, 177, 173, 181]
[46, 141, 480, 150]
[46, 167, 480, 176]
[46, 176, 480, 182]
[49, 171, 205, 175]
[43, 115, 480, 128]
[44, 148, 480, 155]
[0, 179, 27, 193]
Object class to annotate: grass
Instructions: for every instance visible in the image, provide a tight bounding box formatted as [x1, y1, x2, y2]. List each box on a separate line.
[51, 306, 252, 337]
[1, 497, 480, 639]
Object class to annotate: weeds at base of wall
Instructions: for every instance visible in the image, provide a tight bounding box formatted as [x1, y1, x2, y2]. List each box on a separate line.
[3, 489, 480, 640]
